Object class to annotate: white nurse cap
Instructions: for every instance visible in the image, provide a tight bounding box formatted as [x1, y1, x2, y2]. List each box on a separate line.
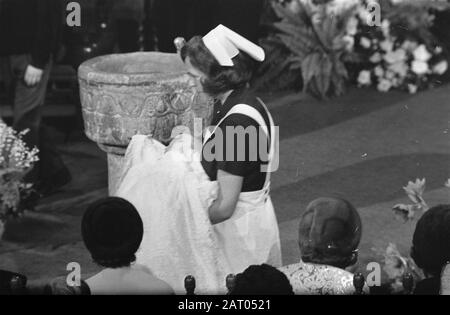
[202, 24, 265, 67]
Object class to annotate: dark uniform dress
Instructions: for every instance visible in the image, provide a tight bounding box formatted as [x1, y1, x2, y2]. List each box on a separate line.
[200, 86, 282, 273]
[201, 87, 271, 192]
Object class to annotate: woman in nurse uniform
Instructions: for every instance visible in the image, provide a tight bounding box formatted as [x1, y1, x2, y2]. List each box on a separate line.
[180, 25, 281, 274]
[117, 25, 281, 293]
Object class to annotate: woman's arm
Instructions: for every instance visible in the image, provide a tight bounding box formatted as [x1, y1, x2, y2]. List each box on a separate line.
[209, 169, 243, 224]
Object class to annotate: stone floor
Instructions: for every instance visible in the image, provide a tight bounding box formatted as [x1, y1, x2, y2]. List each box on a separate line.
[0, 84, 449, 287]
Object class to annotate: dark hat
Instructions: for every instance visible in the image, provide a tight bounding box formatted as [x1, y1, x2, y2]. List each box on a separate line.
[298, 197, 362, 263]
[81, 197, 143, 265]
[411, 204, 450, 276]
[230, 264, 294, 295]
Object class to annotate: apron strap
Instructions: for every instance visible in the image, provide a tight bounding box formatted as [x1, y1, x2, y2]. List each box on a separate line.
[256, 98, 277, 191]
[203, 104, 269, 144]
[203, 100, 276, 192]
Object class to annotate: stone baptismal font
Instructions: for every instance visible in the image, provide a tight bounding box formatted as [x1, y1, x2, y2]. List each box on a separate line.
[78, 51, 213, 194]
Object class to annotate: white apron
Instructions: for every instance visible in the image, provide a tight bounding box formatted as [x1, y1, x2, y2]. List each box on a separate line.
[203, 99, 282, 274]
[116, 99, 281, 293]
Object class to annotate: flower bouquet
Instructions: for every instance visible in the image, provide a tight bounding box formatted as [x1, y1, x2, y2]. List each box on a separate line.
[353, 0, 450, 93]
[372, 243, 423, 294]
[259, 0, 449, 97]
[0, 120, 39, 238]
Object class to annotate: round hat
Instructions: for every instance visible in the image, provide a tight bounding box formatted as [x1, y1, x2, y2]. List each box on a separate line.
[412, 204, 450, 275]
[81, 197, 143, 264]
[298, 197, 362, 260]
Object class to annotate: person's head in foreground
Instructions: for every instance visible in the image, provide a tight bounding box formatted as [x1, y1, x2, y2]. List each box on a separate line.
[82, 197, 143, 268]
[82, 197, 173, 295]
[411, 204, 450, 295]
[298, 197, 362, 269]
[229, 264, 294, 295]
[180, 25, 261, 98]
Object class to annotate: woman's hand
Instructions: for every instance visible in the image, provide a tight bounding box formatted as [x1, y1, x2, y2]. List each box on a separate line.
[209, 170, 243, 225]
[24, 65, 43, 87]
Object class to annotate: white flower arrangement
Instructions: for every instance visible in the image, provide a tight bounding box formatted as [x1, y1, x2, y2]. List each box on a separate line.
[433, 60, 448, 75]
[360, 36, 371, 49]
[413, 44, 432, 62]
[411, 60, 429, 75]
[352, 0, 449, 94]
[356, 33, 447, 93]
[0, 120, 39, 222]
[357, 70, 371, 86]
[270, 0, 449, 97]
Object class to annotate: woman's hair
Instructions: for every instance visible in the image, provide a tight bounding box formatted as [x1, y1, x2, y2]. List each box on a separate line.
[93, 256, 137, 269]
[81, 197, 144, 269]
[298, 197, 362, 269]
[229, 264, 294, 295]
[180, 36, 256, 97]
[411, 204, 450, 277]
[301, 247, 359, 270]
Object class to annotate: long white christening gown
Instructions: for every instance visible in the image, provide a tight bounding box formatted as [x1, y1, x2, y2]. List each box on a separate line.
[115, 103, 281, 294]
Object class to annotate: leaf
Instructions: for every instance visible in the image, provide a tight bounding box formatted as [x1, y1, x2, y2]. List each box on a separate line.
[288, 57, 303, 71]
[278, 34, 310, 58]
[272, 1, 307, 28]
[301, 53, 320, 92]
[403, 178, 427, 208]
[314, 18, 335, 50]
[263, 0, 360, 99]
[392, 204, 418, 223]
[342, 51, 363, 64]
[276, 21, 318, 55]
[317, 54, 333, 97]
[383, 243, 409, 281]
[274, 20, 311, 41]
[334, 58, 348, 79]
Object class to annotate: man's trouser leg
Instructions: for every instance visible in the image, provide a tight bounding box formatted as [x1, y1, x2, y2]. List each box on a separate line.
[10, 54, 67, 185]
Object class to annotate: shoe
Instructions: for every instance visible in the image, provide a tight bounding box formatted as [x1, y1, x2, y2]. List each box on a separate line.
[36, 166, 72, 197]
